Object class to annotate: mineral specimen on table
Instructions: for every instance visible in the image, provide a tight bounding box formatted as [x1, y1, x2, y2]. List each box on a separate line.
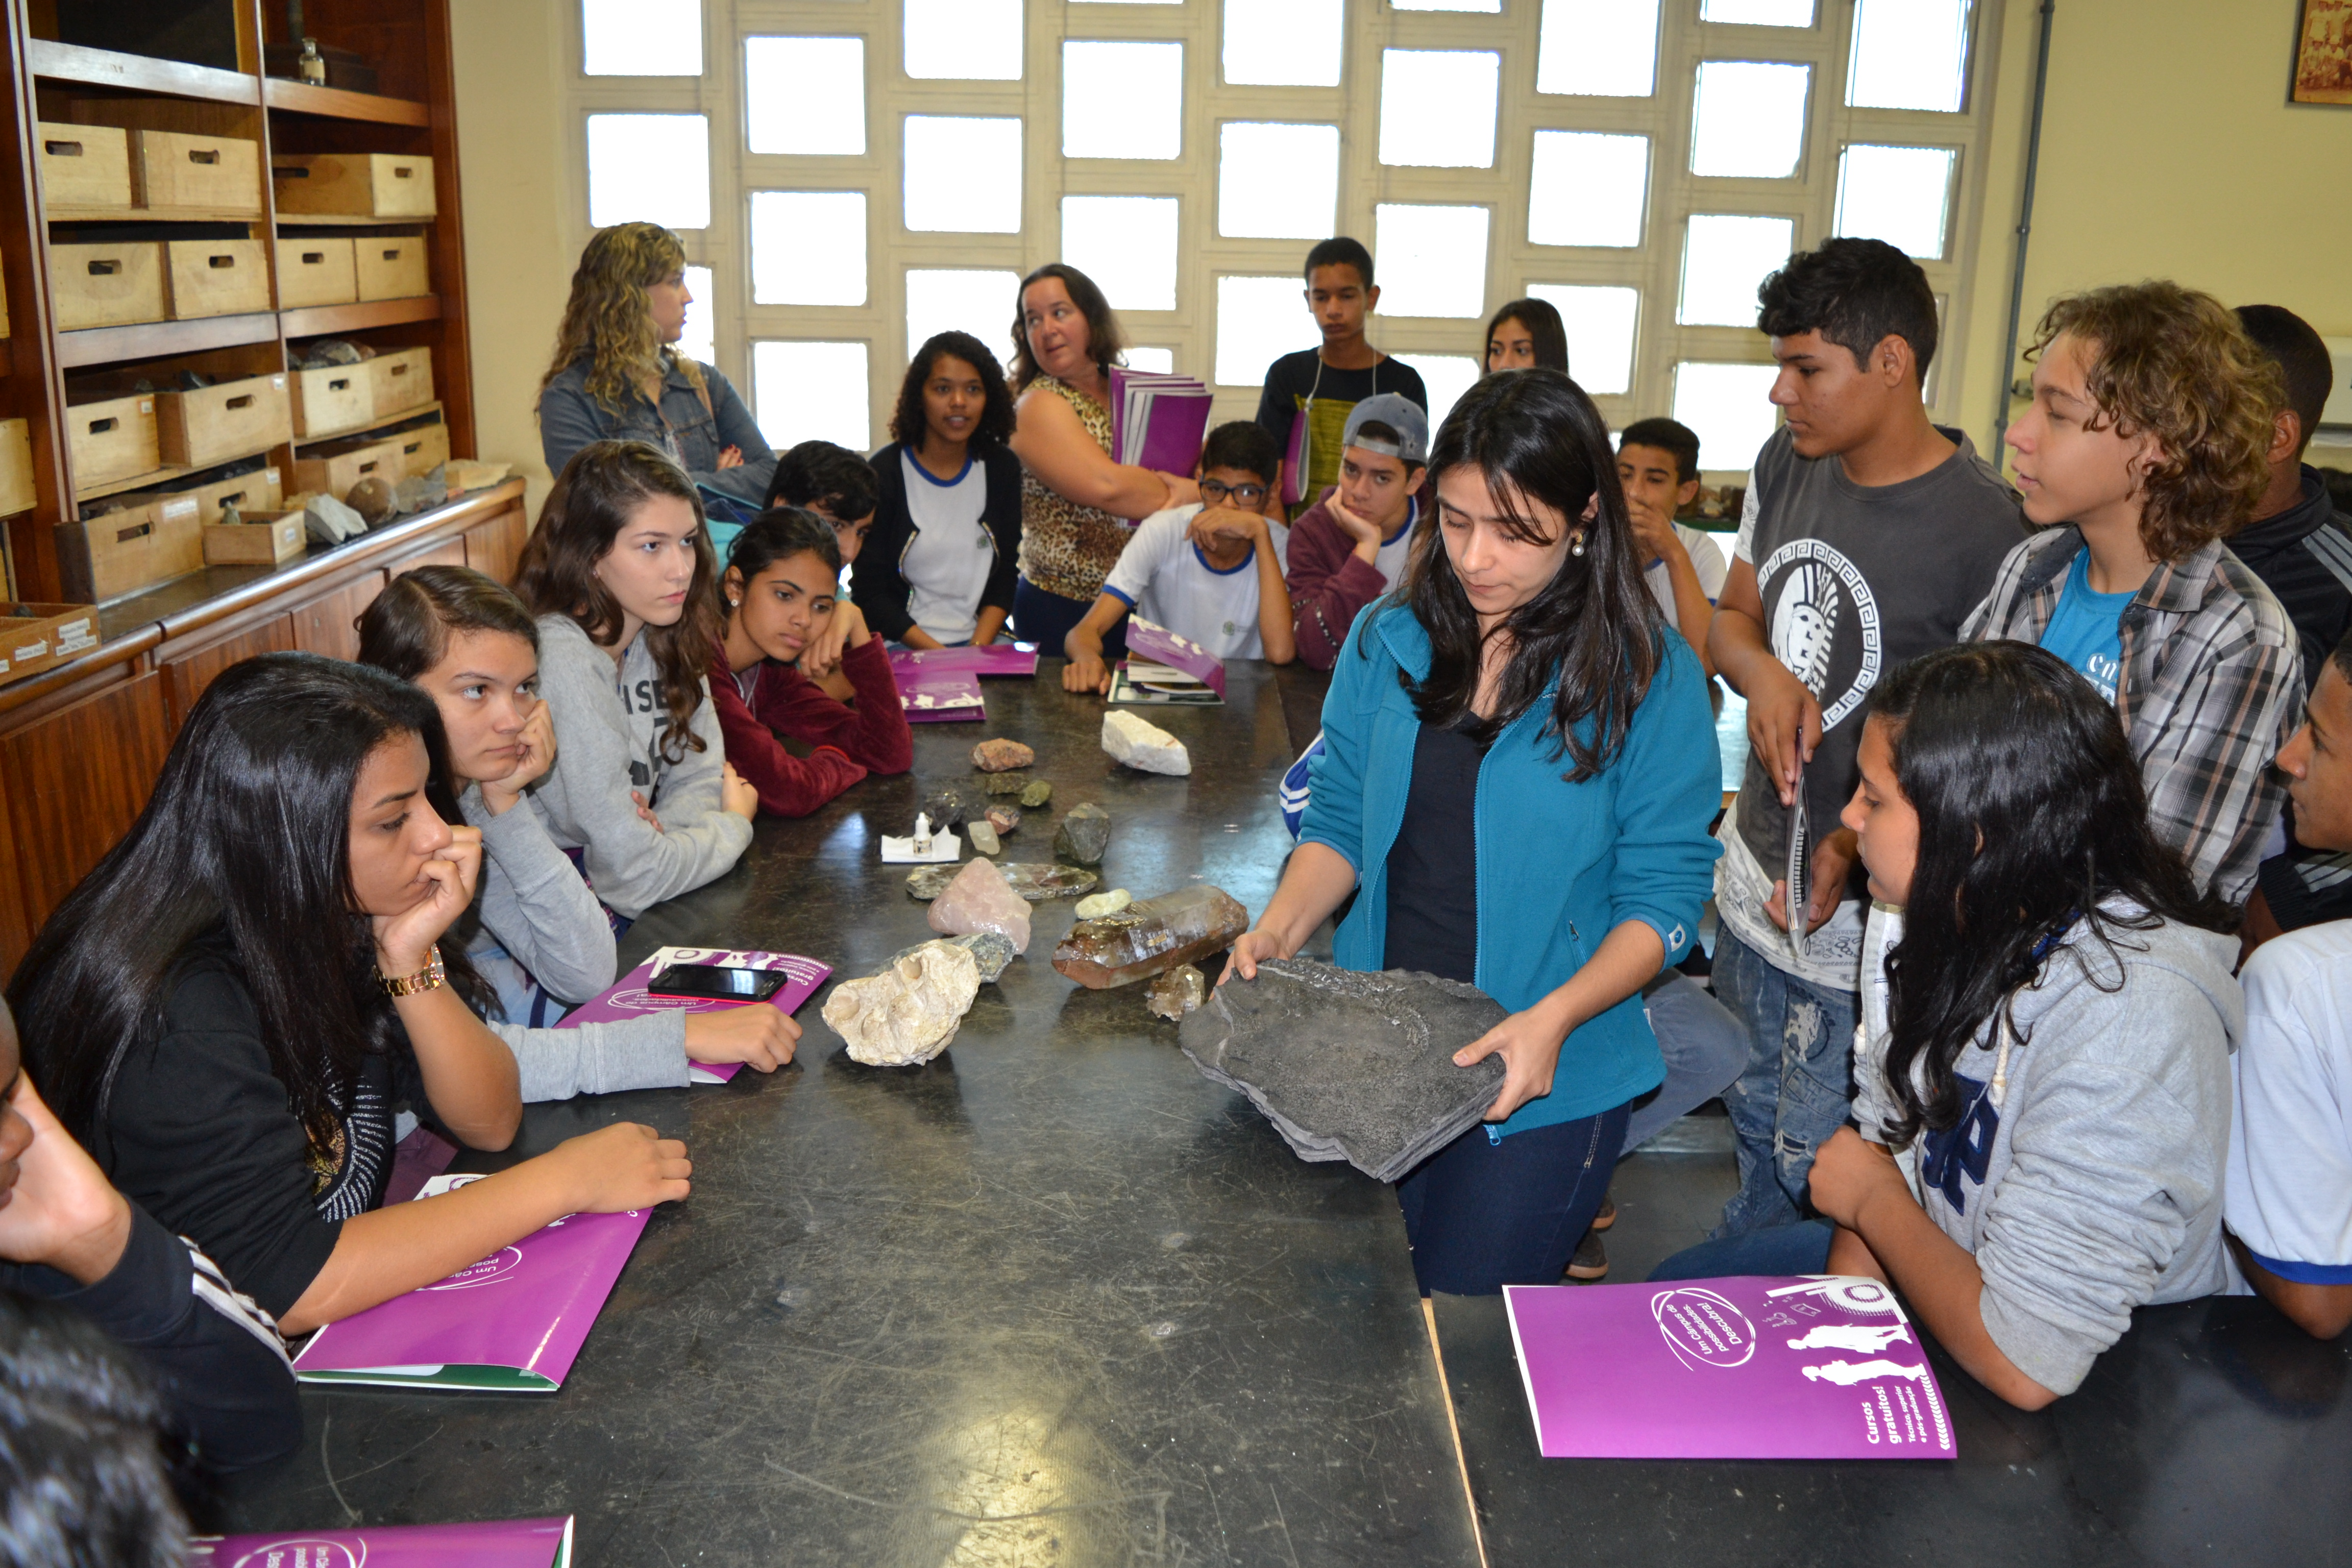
[1055, 802, 1111, 865]
[891, 930, 1016, 985]
[983, 773, 1032, 797]
[303, 492, 365, 544]
[905, 861, 1097, 901]
[1146, 965, 1208, 1021]
[393, 468, 447, 516]
[966, 819, 1000, 856]
[920, 785, 973, 829]
[1020, 780, 1053, 808]
[971, 738, 1035, 772]
[985, 805, 1021, 836]
[927, 856, 1032, 952]
[1052, 884, 1247, 989]
[823, 941, 981, 1066]
[1073, 889, 1132, 919]
[1177, 960, 1509, 1183]
[1101, 710, 1191, 776]
[346, 475, 396, 525]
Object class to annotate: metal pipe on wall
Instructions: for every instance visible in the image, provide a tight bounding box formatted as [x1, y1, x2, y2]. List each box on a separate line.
[1994, 0, 2059, 461]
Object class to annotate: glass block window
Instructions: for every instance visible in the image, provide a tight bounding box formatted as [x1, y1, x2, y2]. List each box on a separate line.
[1700, 0, 1815, 24]
[744, 39, 865, 156]
[1394, 354, 1482, 434]
[902, 117, 1022, 232]
[1526, 283, 1640, 397]
[1678, 213, 1796, 327]
[1126, 347, 1177, 374]
[1222, 0, 1342, 88]
[586, 114, 709, 230]
[1064, 42, 1185, 160]
[1374, 204, 1492, 320]
[750, 192, 867, 307]
[583, 0, 702, 76]
[1849, 0, 1973, 113]
[1528, 131, 1650, 248]
[1689, 62, 1810, 179]
[904, 0, 1023, 81]
[905, 269, 1022, 381]
[1834, 144, 1956, 259]
[1537, 0, 1661, 97]
[1219, 122, 1340, 239]
[1672, 361, 1782, 472]
[1062, 196, 1180, 312]
[1379, 51, 1501, 169]
[678, 264, 715, 365]
[754, 340, 872, 451]
[1216, 276, 1312, 387]
[1396, 0, 1500, 11]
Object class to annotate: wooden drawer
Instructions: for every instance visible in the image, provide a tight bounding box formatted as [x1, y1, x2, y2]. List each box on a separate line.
[273, 152, 436, 218]
[369, 348, 434, 420]
[0, 419, 33, 517]
[131, 129, 262, 215]
[291, 364, 374, 438]
[389, 420, 449, 479]
[58, 493, 203, 601]
[355, 236, 429, 301]
[156, 374, 292, 469]
[49, 242, 166, 331]
[65, 393, 159, 491]
[35, 122, 132, 208]
[275, 236, 356, 309]
[293, 438, 401, 499]
[179, 465, 283, 526]
[203, 510, 306, 567]
[164, 238, 271, 320]
[0, 604, 100, 689]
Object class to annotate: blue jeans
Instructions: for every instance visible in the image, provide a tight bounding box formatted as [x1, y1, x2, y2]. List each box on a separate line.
[1624, 971, 1751, 1154]
[1398, 1103, 1629, 1295]
[1712, 927, 1858, 1238]
[1649, 1219, 1835, 1281]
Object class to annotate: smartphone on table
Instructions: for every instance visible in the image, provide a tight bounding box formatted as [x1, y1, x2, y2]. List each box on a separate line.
[646, 963, 790, 1002]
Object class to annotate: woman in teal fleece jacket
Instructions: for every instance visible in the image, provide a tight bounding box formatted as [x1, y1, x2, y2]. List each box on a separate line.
[1223, 369, 1722, 1294]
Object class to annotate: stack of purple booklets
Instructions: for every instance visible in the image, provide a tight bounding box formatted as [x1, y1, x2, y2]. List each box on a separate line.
[887, 643, 1039, 723]
[193, 1516, 574, 1565]
[291, 1177, 644, 1393]
[1504, 1275, 1956, 1460]
[1124, 616, 1227, 700]
[1108, 368, 1214, 474]
[560, 946, 831, 1084]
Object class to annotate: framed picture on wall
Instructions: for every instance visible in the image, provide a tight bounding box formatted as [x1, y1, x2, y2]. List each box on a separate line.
[2293, 0, 2352, 104]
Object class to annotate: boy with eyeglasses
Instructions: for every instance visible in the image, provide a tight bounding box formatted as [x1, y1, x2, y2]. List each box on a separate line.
[1061, 422, 1298, 693]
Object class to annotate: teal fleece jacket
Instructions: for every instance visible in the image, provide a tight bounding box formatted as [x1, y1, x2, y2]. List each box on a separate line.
[1298, 604, 1724, 1136]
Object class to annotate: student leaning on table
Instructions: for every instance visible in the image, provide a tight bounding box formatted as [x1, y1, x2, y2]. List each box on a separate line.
[1220, 369, 1723, 1296]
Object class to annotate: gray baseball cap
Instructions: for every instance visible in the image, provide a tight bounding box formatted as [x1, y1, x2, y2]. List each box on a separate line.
[1341, 393, 1429, 464]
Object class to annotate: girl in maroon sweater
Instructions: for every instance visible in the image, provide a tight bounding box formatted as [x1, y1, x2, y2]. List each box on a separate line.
[713, 509, 913, 816]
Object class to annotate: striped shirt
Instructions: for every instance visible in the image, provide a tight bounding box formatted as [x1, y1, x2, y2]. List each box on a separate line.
[1963, 526, 2299, 904]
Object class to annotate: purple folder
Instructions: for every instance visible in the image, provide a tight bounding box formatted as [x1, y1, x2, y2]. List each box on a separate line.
[560, 946, 831, 1084]
[1109, 368, 1215, 474]
[888, 655, 985, 722]
[1124, 616, 1227, 698]
[291, 1177, 646, 1392]
[889, 643, 1039, 678]
[194, 1516, 574, 1566]
[1504, 1276, 1956, 1460]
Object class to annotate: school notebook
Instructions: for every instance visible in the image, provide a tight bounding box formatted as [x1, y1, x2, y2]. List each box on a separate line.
[1110, 666, 1222, 706]
[560, 946, 831, 1084]
[193, 1516, 574, 1566]
[290, 1177, 646, 1392]
[1107, 368, 1215, 475]
[888, 643, 1039, 678]
[1124, 616, 1227, 699]
[1503, 1275, 1955, 1460]
[887, 651, 986, 722]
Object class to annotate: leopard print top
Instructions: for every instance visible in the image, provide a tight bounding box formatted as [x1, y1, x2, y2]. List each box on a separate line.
[1014, 376, 1135, 603]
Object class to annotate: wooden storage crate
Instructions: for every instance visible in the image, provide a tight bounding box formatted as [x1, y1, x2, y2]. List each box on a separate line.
[369, 348, 433, 419]
[131, 129, 263, 215]
[355, 236, 429, 301]
[293, 437, 401, 499]
[156, 374, 292, 469]
[49, 241, 166, 331]
[65, 392, 159, 491]
[179, 465, 282, 526]
[390, 419, 450, 480]
[0, 419, 33, 517]
[275, 237, 357, 309]
[34, 122, 132, 208]
[202, 509, 306, 566]
[291, 364, 373, 438]
[0, 603, 101, 689]
[272, 153, 436, 218]
[165, 238, 271, 320]
[57, 493, 203, 601]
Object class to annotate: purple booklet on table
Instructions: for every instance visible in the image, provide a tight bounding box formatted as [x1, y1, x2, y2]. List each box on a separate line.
[290, 1177, 646, 1392]
[1124, 616, 1227, 699]
[194, 1516, 574, 1566]
[889, 643, 1039, 678]
[889, 656, 985, 723]
[1504, 1275, 1956, 1460]
[560, 946, 831, 1084]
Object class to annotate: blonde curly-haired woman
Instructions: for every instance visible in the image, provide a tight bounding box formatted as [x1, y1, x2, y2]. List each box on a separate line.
[537, 222, 773, 506]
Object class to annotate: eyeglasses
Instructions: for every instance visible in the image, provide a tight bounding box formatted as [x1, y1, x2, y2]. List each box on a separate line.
[1198, 479, 1268, 506]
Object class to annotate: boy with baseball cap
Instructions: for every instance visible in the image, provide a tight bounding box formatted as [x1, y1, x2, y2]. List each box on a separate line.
[1283, 393, 1430, 670]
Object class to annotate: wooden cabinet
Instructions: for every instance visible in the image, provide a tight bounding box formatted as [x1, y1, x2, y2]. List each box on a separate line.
[288, 573, 384, 662]
[0, 671, 173, 945]
[384, 535, 464, 579]
[161, 614, 294, 725]
[462, 504, 527, 585]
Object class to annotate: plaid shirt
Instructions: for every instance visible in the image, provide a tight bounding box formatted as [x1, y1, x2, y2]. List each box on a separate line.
[1961, 527, 2299, 904]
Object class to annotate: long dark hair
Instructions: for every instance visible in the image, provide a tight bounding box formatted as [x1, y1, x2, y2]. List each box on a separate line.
[1484, 298, 1569, 372]
[8, 654, 493, 1164]
[891, 331, 1016, 450]
[1871, 641, 2233, 1143]
[1387, 368, 1660, 781]
[514, 440, 718, 765]
[355, 564, 541, 682]
[722, 507, 840, 633]
[1010, 263, 1125, 393]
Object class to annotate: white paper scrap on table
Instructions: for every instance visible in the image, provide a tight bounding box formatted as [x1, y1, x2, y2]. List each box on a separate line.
[882, 831, 962, 863]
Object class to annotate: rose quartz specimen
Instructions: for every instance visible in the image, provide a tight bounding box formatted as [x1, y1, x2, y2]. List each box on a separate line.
[1051, 884, 1247, 989]
[927, 856, 1033, 953]
[971, 738, 1036, 772]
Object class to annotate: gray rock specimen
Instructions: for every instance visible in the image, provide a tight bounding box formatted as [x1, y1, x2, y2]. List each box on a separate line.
[928, 856, 1032, 951]
[1054, 884, 1247, 989]
[920, 785, 973, 829]
[1020, 780, 1053, 808]
[1102, 709, 1190, 775]
[1147, 965, 1207, 1021]
[1178, 960, 1509, 1183]
[904, 861, 1097, 902]
[982, 773, 1032, 797]
[985, 805, 1020, 836]
[965, 819, 1000, 856]
[393, 468, 447, 516]
[823, 941, 980, 1066]
[891, 930, 1015, 984]
[304, 492, 366, 544]
[1055, 801, 1111, 865]
[971, 738, 1034, 772]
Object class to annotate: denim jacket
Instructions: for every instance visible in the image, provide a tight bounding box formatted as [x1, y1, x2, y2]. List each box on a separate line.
[538, 354, 775, 506]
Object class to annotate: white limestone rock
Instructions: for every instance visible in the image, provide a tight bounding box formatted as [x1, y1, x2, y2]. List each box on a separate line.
[1102, 709, 1190, 776]
[822, 941, 981, 1066]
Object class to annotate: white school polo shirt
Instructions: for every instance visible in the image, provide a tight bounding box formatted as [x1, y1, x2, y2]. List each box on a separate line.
[1104, 504, 1267, 660]
[898, 449, 994, 645]
[1642, 523, 1729, 626]
[2226, 920, 2352, 1286]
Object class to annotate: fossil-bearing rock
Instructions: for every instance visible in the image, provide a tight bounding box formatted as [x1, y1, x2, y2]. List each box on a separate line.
[891, 930, 1016, 985]
[823, 941, 981, 1066]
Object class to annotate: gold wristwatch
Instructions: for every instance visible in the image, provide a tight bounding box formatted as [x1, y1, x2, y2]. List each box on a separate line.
[379, 944, 446, 997]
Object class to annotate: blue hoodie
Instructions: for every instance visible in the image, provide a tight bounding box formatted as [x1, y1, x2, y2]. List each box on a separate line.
[1298, 603, 1723, 1136]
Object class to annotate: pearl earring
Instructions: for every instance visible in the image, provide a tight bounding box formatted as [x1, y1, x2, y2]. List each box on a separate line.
[728, 596, 740, 607]
[1570, 529, 1587, 558]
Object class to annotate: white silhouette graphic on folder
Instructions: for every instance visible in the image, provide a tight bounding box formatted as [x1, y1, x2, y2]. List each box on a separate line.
[1787, 1322, 1914, 1355]
[1802, 1358, 1931, 1386]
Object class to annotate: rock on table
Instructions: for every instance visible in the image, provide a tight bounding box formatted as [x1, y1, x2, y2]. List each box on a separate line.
[822, 941, 982, 1066]
[1102, 710, 1191, 776]
[927, 857, 1032, 952]
[971, 738, 1036, 772]
[905, 861, 1098, 901]
[1055, 802, 1112, 865]
[1052, 884, 1248, 989]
